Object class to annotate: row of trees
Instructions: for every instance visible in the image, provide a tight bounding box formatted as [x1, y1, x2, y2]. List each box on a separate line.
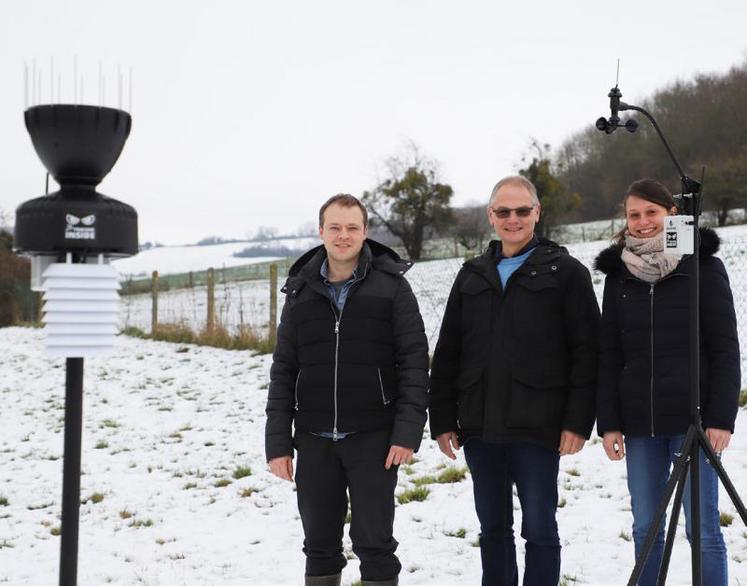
[557, 62, 747, 225]
[366, 61, 747, 258]
[361, 141, 574, 259]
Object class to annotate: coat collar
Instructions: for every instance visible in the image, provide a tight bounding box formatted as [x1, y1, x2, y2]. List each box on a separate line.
[594, 227, 721, 276]
[282, 238, 412, 295]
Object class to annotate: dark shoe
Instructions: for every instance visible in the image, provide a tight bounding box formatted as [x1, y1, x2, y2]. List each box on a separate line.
[360, 578, 398, 586]
[305, 574, 341, 586]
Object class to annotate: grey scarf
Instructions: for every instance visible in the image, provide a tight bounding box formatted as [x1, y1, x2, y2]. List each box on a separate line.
[621, 232, 682, 283]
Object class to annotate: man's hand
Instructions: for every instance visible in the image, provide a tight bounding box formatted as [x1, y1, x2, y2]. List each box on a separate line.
[602, 431, 625, 461]
[268, 455, 294, 481]
[705, 428, 732, 454]
[385, 445, 414, 469]
[559, 430, 585, 456]
[436, 432, 460, 460]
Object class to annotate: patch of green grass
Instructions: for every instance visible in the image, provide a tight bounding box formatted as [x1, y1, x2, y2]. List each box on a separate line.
[214, 479, 232, 488]
[720, 512, 734, 527]
[240, 488, 254, 498]
[94, 440, 109, 450]
[100, 419, 119, 429]
[397, 486, 430, 504]
[566, 468, 581, 477]
[128, 518, 154, 528]
[559, 575, 579, 586]
[558, 497, 567, 508]
[619, 530, 632, 542]
[0, 539, 14, 549]
[411, 475, 436, 487]
[0, 496, 8, 507]
[183, 482, 198, 490]
[436, 466, 467, 483]
[119, 509, 133, 519]
[739, 389, 747, 408]
[50, 526, 61, 536]
[121, 326, 148, 339]
[232, 466, 252, 480]
[85, 492, 105, 504]
[445, 528, 467, 538]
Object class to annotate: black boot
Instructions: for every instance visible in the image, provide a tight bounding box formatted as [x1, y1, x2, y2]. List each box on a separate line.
[305, 574, 341, 586]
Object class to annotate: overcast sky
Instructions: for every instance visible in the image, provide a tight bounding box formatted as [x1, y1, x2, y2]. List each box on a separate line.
[1, 0, 745, 245]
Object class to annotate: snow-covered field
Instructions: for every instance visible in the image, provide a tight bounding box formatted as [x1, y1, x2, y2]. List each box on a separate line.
[3, 225, 747, 585]
[112, 238, 319, 279]
[0, 327, 746, 585]
[120, 228, 747, 387]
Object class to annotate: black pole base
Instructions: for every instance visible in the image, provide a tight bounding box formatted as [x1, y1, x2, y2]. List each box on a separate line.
[60, 357, 84, 586]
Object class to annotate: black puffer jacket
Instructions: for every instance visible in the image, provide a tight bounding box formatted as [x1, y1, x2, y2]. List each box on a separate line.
[594, 228, 740, 437]
[429, 239, 600, 449]
[265, 240, 429, 461]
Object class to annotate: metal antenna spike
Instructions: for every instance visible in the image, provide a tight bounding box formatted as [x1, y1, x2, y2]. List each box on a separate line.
[615, 58, 621, 87]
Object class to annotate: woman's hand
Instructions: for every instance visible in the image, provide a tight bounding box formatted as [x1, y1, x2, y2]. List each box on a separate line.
[705, 428, 732, 454]
[602, 431, 625, 461]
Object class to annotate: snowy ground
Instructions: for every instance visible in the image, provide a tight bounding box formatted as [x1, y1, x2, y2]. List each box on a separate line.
[0, 327, 746, 585]
[111, 237, 319, 279]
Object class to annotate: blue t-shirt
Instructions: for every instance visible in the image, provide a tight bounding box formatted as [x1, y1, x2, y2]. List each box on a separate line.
[497, 246, 536, 288]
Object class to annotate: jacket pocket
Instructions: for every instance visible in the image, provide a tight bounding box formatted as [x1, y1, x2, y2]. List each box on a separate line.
[294, 370, 302, 409]
[377, 366, 397, 406]
[506, 376, 566, 430]
[456, 369, 484, 430]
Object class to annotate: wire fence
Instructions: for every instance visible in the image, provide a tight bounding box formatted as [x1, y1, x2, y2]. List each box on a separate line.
[118, 235, 747, 386]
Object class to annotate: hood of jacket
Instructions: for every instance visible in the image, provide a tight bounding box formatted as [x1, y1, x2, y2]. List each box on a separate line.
[593, 227, 720, 276]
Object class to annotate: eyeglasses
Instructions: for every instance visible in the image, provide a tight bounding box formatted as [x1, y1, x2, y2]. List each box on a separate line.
[490, 205, 536, 219]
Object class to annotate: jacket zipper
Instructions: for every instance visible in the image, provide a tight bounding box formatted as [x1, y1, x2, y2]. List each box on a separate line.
[324, 265, 366, 441]
[294, 371, 301, 409]
[330, 302, 343, 441]
[378, 367, 389, 405]
[649, 282, 655, 437]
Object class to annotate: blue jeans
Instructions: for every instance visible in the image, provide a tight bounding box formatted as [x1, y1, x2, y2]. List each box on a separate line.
[625, 435, 727, 586]
[463, 439, 561, 586]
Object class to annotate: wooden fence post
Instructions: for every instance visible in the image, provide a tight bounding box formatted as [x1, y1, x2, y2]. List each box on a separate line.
[151, 270, 159, 334]
[206, 267, 215, 332]
[269, 263, 278, 344]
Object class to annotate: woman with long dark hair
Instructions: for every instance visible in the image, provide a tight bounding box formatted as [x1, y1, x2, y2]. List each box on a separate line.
[595, 178, 740, 585]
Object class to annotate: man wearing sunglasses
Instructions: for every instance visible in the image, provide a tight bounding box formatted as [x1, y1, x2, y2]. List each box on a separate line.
[429, 175, 600, 586]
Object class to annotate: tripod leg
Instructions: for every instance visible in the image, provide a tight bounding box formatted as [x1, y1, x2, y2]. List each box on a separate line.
[627, 427, 696, 586]
[696, 427, 747, 525]
[690, 438, 702, 586]
[656, 462, 688, 586]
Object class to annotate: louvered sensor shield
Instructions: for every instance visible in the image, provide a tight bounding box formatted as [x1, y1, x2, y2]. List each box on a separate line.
[41, 263, 120, 357]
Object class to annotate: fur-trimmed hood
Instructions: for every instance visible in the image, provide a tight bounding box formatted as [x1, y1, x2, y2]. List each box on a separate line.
[593, 227, 720, 276]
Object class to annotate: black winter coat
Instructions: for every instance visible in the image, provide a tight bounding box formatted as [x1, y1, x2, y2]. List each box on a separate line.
[429, 239, 600, 449]
[594, 228, 740, 437]
[265, 240, 429, 461]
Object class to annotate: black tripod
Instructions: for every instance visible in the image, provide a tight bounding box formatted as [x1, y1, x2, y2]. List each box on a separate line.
[597, 85, 747, 585]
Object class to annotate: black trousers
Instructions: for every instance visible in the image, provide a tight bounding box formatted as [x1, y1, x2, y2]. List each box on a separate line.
[295, 429, 401, 580]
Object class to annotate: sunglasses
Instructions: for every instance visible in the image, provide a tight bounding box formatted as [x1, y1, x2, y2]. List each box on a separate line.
[490, 205, 536, 219]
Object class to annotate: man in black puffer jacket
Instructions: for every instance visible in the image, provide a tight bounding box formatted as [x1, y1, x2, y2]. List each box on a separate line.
[265, 194, 428, 586]
[429, 175, 600, 586]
